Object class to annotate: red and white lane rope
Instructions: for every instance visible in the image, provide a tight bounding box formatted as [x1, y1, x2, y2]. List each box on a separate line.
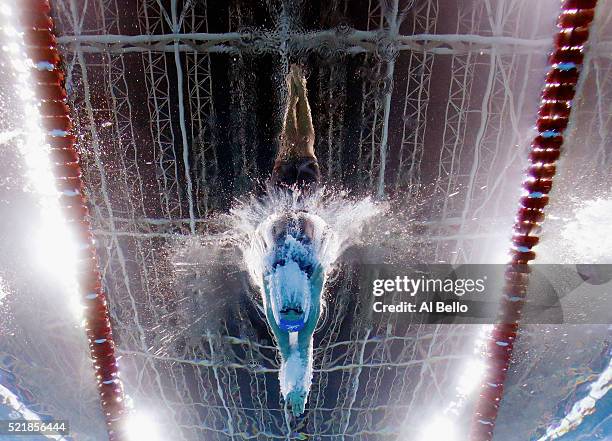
[470, 1, 598, 440]
[15, 1, 126, 439]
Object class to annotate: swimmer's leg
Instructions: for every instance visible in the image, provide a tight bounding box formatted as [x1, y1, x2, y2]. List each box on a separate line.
[291, 65, 315, 157]
[278, 65, 315, 161]
[280, 71, 299, 160]
[272, 65, 320, 190]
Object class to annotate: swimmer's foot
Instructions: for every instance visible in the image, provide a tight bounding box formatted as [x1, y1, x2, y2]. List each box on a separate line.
[290, 64, 308, 99]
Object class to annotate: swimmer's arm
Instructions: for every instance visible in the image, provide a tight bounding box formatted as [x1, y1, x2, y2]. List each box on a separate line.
[263, 278, 290, 350]
[292, 263, 322, 402]
[283, 338, 313, 416]
[299, 264, 325, 342]
[264, 280, 311, 416]
[262, 267, 323, 416]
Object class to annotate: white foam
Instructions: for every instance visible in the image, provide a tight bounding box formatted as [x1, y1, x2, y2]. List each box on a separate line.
[265, 259, 312, 325]
[231, 188, 381, 298]
[561, 198, 612, 263]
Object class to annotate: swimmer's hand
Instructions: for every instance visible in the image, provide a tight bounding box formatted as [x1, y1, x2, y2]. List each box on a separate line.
[286, 388, 307, 416]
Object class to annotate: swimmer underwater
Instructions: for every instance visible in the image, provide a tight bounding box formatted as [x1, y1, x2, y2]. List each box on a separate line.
[257, 65, 327, 416]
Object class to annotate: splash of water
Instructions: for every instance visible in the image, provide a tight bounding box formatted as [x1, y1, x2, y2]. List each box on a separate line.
[536, 351, 612, 441]
[170, 187, 381, 336]
[230, 187, 381, 296]
[0, 130, 21, 145]
[560, 198, 612, 264]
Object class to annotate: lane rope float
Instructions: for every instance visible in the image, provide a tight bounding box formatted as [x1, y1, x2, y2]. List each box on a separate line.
[470, 1, 598, 440]
[17, 1, 126, 439]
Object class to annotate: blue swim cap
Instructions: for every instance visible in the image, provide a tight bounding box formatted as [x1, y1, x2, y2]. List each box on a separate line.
[279, 317, 306, 332]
